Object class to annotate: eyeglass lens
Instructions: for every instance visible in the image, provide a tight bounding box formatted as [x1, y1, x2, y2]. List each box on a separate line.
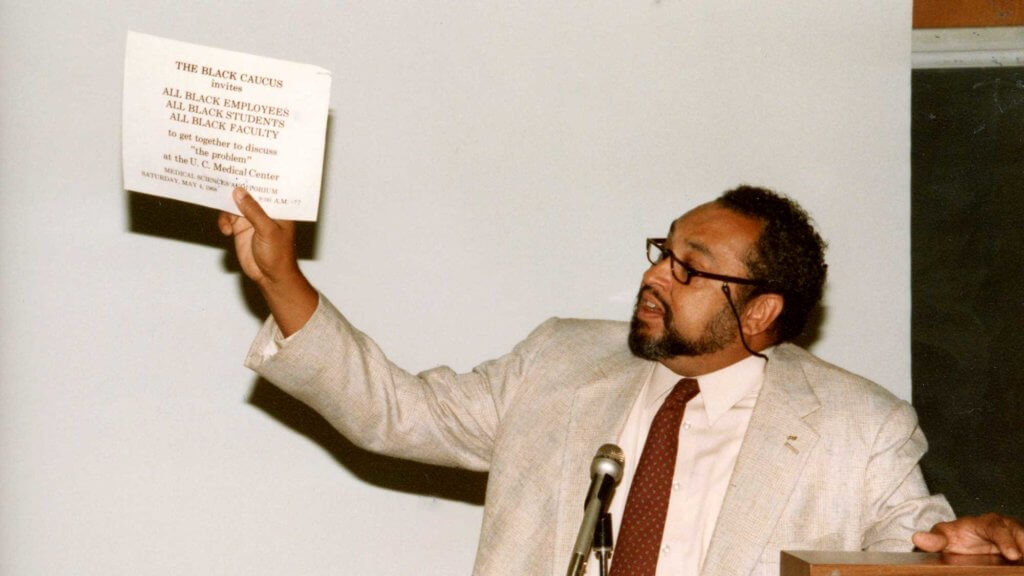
[647, 241, 690, 284]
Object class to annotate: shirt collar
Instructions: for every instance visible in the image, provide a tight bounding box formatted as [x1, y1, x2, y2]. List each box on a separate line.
[646, 352, 768, 426]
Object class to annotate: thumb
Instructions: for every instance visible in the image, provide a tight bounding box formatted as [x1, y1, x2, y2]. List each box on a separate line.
[913, 530, 948, 552]
[232, 187, 275, 234]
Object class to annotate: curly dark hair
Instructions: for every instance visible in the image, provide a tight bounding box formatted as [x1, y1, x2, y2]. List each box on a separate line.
[715, 185, 828, 343]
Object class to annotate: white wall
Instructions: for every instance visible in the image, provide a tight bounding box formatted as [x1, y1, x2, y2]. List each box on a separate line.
[0, 2, 912, 574]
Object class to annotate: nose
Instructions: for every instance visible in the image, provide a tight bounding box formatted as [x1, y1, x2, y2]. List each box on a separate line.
[642, 256, 674, 290]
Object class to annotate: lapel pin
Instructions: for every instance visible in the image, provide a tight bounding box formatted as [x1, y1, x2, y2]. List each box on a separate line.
[785, 436, 799, 454]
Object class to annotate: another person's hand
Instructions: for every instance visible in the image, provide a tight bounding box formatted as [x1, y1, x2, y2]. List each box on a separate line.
[913, 513, 1024, 561]
[218, 187, 317, 336]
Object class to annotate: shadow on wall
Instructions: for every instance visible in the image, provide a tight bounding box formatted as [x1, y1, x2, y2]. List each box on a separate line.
[791, 303, 826, 352]
[249, 378, 489, 505]
[126, 191, 320, 257]
[126, 191, 319, 319]
[126, 189, 487, 505]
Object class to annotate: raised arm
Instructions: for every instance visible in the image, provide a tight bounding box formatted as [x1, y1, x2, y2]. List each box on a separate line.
[217, 187, 318, 336]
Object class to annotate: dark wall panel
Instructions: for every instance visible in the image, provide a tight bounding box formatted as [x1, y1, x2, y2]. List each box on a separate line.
[912, 67, 1024, 519]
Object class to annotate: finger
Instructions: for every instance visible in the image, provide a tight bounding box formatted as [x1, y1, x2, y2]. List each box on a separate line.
[989, 517, 1023, 561]
[231, 215, 254, 236]
[219, 210, 254, 237]
[232, 187, 276, 235]
[912, 530, 947, 552]
[1011, 521, 1024, 561]
[217, 211, 237, 235]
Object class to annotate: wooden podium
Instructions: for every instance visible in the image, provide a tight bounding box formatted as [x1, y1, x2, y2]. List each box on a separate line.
[781, 550, 1024, 576]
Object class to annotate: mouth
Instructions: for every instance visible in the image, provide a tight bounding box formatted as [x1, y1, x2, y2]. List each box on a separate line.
[636, 288, 667, 323]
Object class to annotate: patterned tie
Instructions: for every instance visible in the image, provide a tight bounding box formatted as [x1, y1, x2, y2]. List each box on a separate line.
[609, 378, 700, 576]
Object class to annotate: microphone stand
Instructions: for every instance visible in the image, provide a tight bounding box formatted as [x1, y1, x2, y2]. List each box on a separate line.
[567, 492, 605, 576]
[593, 512, 614, 576]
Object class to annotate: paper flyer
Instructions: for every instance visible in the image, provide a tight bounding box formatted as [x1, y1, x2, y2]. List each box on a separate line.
[122, 32, 331, 221]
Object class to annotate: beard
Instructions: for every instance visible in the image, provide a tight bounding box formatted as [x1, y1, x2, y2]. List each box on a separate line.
[628, 287, 736, 361]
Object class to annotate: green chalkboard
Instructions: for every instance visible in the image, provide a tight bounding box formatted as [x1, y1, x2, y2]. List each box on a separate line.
[911, 66, 1024, 519]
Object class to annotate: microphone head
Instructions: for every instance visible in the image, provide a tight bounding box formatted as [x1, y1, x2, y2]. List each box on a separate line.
[591, 443, 625, 483]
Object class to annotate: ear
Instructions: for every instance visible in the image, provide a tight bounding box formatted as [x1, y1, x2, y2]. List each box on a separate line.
[741, 293, 784, 338]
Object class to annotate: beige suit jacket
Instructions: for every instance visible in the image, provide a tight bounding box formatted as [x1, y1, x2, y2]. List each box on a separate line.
[246, 295, 953, 576]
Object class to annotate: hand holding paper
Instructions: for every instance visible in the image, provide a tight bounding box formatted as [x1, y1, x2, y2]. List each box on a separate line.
[218, 188, 318, 337]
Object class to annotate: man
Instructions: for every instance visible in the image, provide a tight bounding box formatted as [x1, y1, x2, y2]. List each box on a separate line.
[219, 185, 1024, 575]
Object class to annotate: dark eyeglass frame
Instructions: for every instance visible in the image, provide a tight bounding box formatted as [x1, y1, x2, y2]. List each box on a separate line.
[646, 238, 764, 288]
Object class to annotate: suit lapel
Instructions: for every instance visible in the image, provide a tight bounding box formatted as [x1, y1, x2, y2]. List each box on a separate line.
[549, 354, 653, 576]
[701, 345, 821, 576]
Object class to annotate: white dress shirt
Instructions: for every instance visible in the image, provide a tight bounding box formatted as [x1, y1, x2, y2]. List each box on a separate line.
[599, 353, 767, 575]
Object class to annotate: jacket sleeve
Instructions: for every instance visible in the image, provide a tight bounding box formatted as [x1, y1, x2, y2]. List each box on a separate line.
[859, 400, 955, 550]
[244, 293, 559, 472]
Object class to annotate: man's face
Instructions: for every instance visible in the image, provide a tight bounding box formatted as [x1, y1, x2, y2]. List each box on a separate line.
[628, 203, 763, 363]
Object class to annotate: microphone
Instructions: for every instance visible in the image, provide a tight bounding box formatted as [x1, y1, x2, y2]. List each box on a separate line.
[567, 444, 625, 576]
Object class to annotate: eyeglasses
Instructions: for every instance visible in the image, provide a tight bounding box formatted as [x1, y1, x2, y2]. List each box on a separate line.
[646, 238, 764, 287]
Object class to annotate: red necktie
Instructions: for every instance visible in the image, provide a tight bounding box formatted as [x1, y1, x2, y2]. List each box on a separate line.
[609, 378, 700, 576]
